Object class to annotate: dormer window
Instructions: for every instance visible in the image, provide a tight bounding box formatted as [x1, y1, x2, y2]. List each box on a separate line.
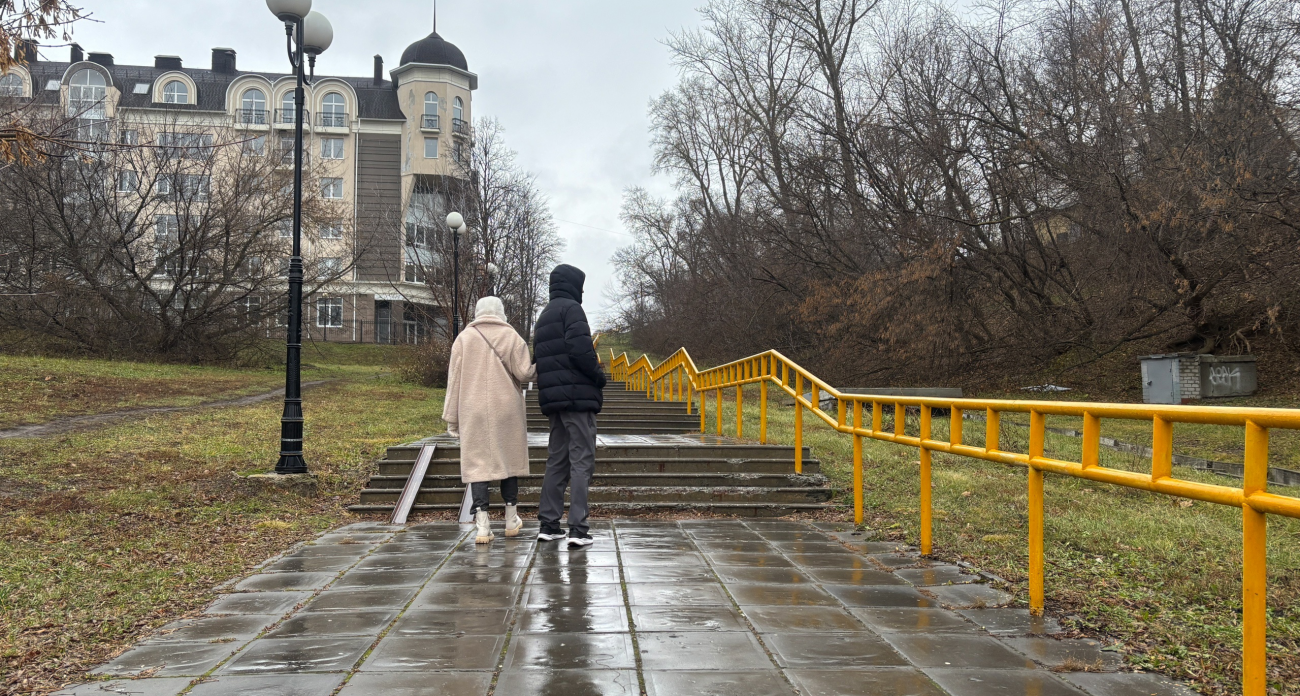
[320, 92, 346, 127]
[162, 80, 188, 104]
[67, 69, 107, 118]
[0, 73, 23, 97]
[240, 88, 267, 124]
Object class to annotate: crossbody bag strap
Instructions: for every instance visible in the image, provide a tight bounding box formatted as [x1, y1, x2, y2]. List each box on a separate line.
[471, 325, 522, 391]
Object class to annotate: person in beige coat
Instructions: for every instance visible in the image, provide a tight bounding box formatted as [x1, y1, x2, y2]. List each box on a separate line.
[442, 297, 538, 543]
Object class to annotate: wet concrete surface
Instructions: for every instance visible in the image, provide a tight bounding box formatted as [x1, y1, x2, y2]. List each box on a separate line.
[67, 520, 1189, 696]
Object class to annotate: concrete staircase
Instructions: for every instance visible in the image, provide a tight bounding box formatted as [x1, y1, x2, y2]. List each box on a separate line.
[527, 381, 700, 434]
[350, 380, 836, 517]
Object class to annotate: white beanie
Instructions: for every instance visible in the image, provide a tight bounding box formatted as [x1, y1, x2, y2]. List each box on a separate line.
[474, 296, 507, 322]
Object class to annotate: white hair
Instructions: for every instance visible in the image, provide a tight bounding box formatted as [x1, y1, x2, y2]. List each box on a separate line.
[474, 296, 508, 322]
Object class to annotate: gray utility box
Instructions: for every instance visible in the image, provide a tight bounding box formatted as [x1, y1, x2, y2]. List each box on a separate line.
[1140, 354, 1257, 404]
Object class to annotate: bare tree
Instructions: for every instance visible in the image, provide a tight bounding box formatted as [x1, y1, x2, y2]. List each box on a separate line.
[614, 0, 1300, 389]
[400, 117, 562, 340]
[0, 113, 358, 359]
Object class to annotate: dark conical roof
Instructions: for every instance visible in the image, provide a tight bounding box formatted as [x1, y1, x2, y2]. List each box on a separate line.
[399, 32, 468, 71]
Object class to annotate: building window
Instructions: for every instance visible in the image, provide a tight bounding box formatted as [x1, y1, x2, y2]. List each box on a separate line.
[406, 222, 436, 249]
[276, 220, 292, 238]
[0, 73, 23, 97]
[316, 297, 343, 327]
[154, 176, 172, 197]
[321, 92, 346, 127]
[162, 80, 189, 104]
[240, 256, 263, 277]
[319, 257, 341, 277]
[453, 140, 465, 164]
[236, 296, 262, 324]
[243, 134, 266, 156]
[320, 137, 344, 159]
[278, 258, 291, 277]
[178, 174, 210, 200]
[321, 178, 343, 199]
[67, 69, 106, 118]
[424, 137, 439, 159]
[453, 96, 464, 122]
[279, 91, 297, 123]
[159, 131, 214, 159]
[404, 262, 426, 284]
[119, 129, 138, 146]
[320, 222, 343, 239]
[155, 215, 180, 277]
[117, 170, 137, 193]
[423, 92, 439, 129]
[240, 88, 267, 123]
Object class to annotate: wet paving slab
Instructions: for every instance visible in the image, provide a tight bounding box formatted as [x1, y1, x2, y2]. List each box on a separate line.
[65, 519, 1190, 696]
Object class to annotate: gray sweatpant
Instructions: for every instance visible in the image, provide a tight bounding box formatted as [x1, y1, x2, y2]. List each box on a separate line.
[537, 411, 597, 536]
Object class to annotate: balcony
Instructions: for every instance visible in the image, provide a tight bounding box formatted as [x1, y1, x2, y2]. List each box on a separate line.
[452, 118, 470, 138]
[274, 109, 311, 128]
[317, 111, 348, 129]
[236, 108, 268, 126]
[421, 114, 440, 132]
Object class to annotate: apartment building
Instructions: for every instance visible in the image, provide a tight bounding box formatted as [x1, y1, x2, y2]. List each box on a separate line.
[1, 27, 477, 344]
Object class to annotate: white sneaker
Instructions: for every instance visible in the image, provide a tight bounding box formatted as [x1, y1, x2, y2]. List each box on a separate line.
[537, 530, 566, 542]
[503, 504, 523, 537]
[567, 534, 594, 548]
[474, 510, 494, 544]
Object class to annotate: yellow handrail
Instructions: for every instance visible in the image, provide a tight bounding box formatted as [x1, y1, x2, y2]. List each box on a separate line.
[608, 347, 1299, 696]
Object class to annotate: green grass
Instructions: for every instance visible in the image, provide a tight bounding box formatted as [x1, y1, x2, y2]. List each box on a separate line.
[0, 353, 444, 694]
[693, 384, 1300, 695]
[0, 355, 291, 429]
[968, 391, 1300, 473]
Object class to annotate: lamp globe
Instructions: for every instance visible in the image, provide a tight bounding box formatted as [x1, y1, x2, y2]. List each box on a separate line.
[300, 11, 334, 55]
[267, 0, 312, 22]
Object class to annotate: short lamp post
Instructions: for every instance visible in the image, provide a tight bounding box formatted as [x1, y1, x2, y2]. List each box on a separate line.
[447, 212, 467, 336]
[267, 0, 332, 475]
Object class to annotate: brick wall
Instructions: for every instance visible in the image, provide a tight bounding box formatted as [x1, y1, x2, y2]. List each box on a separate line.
[1178, 355, 1201, 402]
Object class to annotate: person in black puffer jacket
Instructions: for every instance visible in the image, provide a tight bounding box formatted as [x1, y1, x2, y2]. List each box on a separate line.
[532, 264, 606, 546]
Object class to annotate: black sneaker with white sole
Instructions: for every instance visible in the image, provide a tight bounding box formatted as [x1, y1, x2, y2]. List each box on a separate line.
[567, 533, 594, 548]
[537, 528, 566, 542]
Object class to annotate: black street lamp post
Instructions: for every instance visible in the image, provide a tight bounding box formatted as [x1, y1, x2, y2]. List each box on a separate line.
[446, 212, 466, 336]
[267, 0, 332, 475]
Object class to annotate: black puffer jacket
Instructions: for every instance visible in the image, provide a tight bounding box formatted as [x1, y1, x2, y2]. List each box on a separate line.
[533, 265, 606, 414]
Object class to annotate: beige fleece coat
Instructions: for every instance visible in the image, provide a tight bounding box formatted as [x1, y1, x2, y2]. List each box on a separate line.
[442, 317, 538, 483]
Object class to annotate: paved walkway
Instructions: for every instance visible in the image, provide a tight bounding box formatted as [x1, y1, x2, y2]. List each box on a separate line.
[60, 520, 1193, 696]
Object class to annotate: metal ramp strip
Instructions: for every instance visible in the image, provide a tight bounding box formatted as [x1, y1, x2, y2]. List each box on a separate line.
[389, 444, 435, 525]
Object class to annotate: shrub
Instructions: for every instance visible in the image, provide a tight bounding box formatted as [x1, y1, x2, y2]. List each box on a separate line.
[396, 340, 451, 388]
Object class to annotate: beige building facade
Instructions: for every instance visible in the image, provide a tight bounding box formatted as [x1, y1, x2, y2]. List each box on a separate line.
[3, 28, 477, 344]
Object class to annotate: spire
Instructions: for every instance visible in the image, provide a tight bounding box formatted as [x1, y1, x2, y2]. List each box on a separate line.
[433, 0, 437, 33]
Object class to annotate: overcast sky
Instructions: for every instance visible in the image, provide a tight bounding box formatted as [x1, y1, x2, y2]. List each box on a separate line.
[59, 0, 704, 325]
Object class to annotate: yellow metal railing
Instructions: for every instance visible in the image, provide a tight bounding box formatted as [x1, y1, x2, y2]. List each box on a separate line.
[609, 347, 1300, 696]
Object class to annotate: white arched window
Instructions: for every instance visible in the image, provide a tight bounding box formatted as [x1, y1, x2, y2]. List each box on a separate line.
[0, 73, 23, 97]
[241, 88, 266, 124]
[279, 91, 297, 124]
[162, 80, 189, 104]
[68, 69, 107, 117]
[452, 96, 464, 122]
[321, 92, 346, 127]
[423, 92, 439, 129]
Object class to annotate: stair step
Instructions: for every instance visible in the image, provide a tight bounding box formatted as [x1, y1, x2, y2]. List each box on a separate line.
[358, 486, 839, 506]
[347, 501, 836, 517]
[384, 445, 816, 461]
[379, 458, 822, 476]
[365, 472, 828, 489]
